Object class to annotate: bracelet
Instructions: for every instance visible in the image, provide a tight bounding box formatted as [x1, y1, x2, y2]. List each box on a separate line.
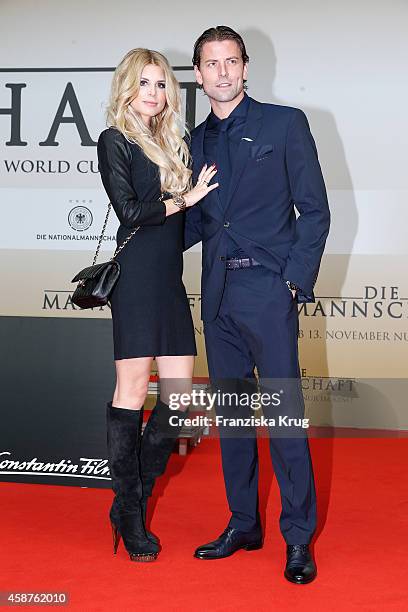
[172, 194, 186, 211]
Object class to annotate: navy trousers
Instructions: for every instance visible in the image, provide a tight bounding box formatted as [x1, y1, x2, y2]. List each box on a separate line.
[204, 265, 317, 545]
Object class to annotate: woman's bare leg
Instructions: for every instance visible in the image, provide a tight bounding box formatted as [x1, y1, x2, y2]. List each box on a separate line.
[113, 356, 153, 410]
[139, 355, 195, 511]
[155, 355, 194, 411]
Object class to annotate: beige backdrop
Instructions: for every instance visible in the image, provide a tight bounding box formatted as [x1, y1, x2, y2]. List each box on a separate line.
[1, 0, 407, 429]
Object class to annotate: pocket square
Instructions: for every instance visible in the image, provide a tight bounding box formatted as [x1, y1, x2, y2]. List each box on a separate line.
[250, 144, 274, 160]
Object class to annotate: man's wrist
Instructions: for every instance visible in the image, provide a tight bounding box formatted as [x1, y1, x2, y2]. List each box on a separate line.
[285, 280, 301, 293]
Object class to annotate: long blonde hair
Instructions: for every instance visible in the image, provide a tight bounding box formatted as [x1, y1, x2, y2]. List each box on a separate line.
[106, 48, 191, 194]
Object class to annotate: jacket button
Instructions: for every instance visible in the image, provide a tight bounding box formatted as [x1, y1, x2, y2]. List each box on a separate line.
[223, 221, 230, 228]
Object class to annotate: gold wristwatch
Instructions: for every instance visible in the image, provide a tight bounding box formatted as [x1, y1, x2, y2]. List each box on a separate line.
[172, 194, 186, 211]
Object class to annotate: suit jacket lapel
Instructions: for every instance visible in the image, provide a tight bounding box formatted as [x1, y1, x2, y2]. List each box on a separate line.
[225, 98, 263, 210]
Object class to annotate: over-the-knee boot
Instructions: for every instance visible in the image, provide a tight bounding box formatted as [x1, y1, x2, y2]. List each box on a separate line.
[106, 402, 160, 562]
[139, 399, 188, 529]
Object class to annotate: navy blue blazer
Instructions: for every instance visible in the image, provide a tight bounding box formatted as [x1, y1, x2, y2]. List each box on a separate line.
[184, 96, 330, 322]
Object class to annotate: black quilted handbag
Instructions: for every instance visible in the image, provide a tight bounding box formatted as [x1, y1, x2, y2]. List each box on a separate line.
[71, 202, 139, 309]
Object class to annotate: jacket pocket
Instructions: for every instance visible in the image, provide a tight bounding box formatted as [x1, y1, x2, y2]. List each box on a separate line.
[249, 144, 274, 161]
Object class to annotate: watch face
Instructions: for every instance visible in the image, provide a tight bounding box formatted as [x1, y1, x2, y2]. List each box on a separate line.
[174, 195, 186, 209]
[173, 195, 186, 210]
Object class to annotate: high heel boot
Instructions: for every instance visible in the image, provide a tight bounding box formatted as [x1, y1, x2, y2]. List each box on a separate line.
[139, 399, 189, 530]
[109, 406, 159, 545]
[106, 402, 160, 562]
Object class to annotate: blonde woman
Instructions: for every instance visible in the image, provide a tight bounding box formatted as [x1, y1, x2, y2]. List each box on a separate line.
[97, 48, 218, 562]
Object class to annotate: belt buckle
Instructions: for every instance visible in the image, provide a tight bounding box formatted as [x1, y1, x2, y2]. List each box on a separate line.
[226, 258, 251, 270]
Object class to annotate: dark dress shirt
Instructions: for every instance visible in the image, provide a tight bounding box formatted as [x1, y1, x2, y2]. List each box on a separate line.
[204, 94, 250, 258]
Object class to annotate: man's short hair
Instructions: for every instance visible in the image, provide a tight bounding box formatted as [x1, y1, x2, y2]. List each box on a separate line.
[192, 26, 249, 68]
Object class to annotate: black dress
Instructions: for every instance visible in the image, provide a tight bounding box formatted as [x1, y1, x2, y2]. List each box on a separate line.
[97, 127, 196, 360]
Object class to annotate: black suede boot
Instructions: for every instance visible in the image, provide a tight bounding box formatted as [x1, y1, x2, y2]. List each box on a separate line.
[109, 407, 158, 545]
[140, 399, 188, 529]
[106, 402, 160, 562]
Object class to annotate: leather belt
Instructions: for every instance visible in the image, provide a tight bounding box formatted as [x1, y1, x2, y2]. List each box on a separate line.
[225, 257, 262, 270]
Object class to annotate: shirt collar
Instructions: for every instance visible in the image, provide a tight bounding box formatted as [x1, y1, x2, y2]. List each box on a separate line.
[207, 93, 250, 129]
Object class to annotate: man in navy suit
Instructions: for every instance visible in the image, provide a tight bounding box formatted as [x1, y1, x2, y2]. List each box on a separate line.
[185, 26, 330, 584]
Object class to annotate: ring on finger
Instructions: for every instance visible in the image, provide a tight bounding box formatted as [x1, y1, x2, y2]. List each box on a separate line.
[203, 180, 209, 186]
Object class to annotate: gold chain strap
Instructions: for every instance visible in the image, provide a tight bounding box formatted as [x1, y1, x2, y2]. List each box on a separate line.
[92, 202, 140, 266]
[111, 225, 140, 260]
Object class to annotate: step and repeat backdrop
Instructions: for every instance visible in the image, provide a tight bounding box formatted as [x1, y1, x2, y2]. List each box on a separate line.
[1, 0, 407, 486]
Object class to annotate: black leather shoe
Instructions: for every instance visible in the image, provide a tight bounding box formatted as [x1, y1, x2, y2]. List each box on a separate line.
[194, 526, 263, 560]
[284, 544, 317, 584]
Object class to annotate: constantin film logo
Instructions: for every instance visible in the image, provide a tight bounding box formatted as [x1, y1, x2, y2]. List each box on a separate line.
[0, 451, 111, 481]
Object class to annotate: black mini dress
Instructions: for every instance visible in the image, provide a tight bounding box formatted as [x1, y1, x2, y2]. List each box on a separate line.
[97, 127, 196, 360]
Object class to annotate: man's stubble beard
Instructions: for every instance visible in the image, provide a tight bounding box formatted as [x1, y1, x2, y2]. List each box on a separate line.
[202, 82, 244, 105]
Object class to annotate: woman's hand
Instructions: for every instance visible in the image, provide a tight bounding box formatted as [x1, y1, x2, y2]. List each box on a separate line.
[184, 164, 219, 207]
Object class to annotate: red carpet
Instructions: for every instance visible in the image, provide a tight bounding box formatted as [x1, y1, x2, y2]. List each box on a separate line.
[2, 437, 408, 611]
